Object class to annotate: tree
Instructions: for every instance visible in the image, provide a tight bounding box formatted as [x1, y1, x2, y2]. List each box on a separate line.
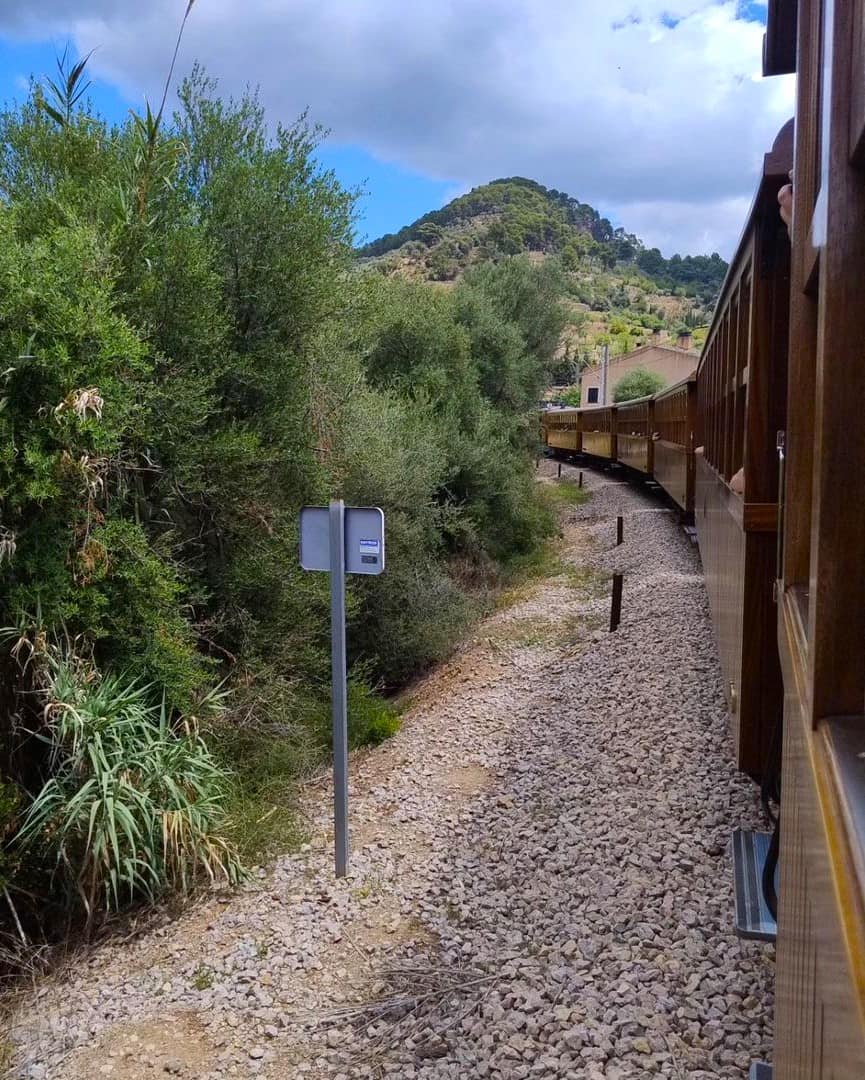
[612, 368, 667, 402]
[0, 54, 561, 940]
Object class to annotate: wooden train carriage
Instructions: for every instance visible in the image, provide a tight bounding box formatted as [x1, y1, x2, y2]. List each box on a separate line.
[652, 375, 697, 513]
[615, 396, 654, 475]
[695, 119, 791, 782]
[766, 0, 865, 1075]
[579, 405, 616, 460]
[542, 408, 581, 454]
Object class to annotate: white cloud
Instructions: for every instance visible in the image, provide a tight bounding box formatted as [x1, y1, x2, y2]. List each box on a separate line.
[0, 0, 795, 256]
[612, 195, 754, 258]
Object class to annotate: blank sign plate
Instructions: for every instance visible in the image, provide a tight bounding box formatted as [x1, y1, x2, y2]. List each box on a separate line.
[300, 506, 385, 575]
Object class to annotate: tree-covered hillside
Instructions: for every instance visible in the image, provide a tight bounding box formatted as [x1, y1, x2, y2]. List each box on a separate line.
[360, 177, 726, 377]
[359, 177, 727, 304]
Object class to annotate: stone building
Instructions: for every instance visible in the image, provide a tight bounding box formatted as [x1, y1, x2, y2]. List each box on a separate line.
[580, 330, 699, 405]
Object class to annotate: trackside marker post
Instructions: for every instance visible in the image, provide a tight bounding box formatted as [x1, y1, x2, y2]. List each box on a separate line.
[300, 502, 385, 877]
[610, 573, 623, 632]
[328, 501, 349, 878]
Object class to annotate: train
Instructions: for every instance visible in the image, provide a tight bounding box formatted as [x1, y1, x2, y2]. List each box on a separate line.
[541, 1, 865, 1074]
[541, 374, 697, 516]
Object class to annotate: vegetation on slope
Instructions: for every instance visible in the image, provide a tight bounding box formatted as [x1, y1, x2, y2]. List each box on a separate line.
[359, 177, 724, 380]
[0, 60, 565, 948]
[360, 177, 726, 301]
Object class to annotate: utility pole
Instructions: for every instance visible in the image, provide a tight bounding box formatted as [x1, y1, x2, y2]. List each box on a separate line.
[600, 343, 610, 405]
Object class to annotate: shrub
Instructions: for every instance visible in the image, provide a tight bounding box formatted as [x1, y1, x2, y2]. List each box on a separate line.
[612, 368, 668, 402]
[0, 54, 562, 940]
[13, 647, 240, 919]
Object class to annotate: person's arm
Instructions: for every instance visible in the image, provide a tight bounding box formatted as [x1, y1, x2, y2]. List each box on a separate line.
[779, 170, 793, 236]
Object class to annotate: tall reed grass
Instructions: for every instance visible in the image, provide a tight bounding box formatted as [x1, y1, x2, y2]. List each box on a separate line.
[14, 647, 240, 921]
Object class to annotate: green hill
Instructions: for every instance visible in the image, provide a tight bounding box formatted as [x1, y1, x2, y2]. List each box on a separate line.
[358, 177, 726, 376]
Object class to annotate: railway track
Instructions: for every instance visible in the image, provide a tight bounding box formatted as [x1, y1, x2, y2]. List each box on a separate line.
[11, 463, 774, 1079]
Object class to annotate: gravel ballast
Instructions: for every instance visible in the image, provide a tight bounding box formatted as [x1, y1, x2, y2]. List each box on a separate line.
[11, 461, 775, 1079]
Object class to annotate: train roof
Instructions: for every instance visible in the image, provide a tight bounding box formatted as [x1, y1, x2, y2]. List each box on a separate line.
[653, 372, 697, 399]
[615, 393, 656, 410]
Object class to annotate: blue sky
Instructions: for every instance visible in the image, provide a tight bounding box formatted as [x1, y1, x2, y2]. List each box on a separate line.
[0, 36, 454, 244]
[0, 2, 794, 256]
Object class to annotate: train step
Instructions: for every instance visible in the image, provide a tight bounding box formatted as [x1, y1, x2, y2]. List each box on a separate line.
[732, 828, 778, 942]
[749, 1063, 773, 1079]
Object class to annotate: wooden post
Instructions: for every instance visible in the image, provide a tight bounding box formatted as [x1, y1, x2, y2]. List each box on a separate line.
[609, 573, 623, 632]
[557, 462, 562, 479]
[616, 516, 624, 546]
[578, 472, 583, 488]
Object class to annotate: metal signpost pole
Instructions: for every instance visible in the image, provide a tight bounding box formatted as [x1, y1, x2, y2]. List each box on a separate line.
[329, 500, 350, 878]
[300, 501, 384, 879]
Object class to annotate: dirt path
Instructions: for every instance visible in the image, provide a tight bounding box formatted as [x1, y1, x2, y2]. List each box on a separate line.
[11, 462, 774, 1080]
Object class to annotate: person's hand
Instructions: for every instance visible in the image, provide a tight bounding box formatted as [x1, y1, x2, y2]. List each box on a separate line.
[779, 170, 793, 235]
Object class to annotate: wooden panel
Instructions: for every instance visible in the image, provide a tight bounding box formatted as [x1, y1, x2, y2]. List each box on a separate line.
[696, 454, 782, 779]
[775, 594, 865, 1079]
[782, 0, 822, 588]
[772, 0, 865, 1073]
[542, 409, 581, 454]
[546, 429, 579, 452]
[616, 399, 653, 474]
[654, 376, 697, 513]
[581, 432, 613, 459]
[743, 503, 780, 532]
[693, 123, 790, 782]
[617, 434, 651, 474]
[749, 187, 791, 506]
[654, 442, 690, 510]
[697, 453, 745, 745]
[852, 0, 865, 164]
[806, 0, 865, 720]
[580, 405, 616, 460]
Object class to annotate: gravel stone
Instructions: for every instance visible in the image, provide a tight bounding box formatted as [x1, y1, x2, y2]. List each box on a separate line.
[7, 461, 774, 1079]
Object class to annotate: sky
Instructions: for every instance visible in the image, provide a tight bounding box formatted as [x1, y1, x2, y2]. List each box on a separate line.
[0, 1, 795, 258]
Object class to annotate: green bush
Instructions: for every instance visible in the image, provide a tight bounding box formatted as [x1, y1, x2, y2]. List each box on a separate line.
[14, 646, 239, 916]
[612, 368, 668, 402]
[0, 55, 561, 938]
